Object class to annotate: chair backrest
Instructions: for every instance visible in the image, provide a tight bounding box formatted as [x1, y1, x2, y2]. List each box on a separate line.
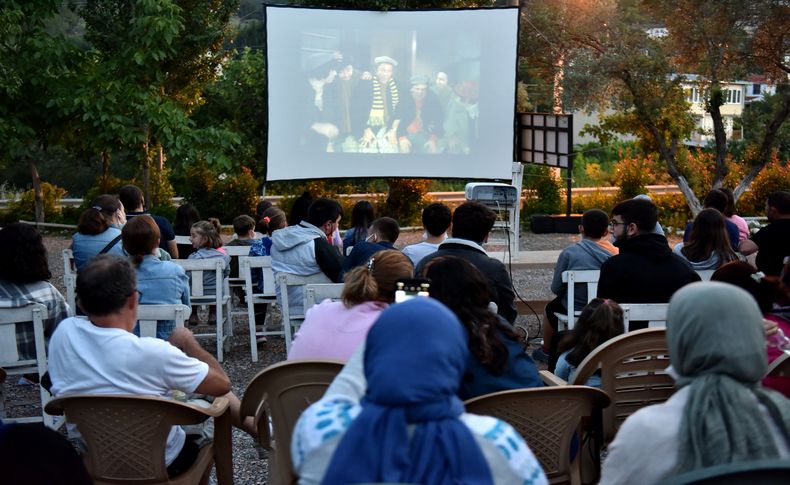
[277, 272, 333, 351]
[657, 458, 790, 485]
[562, 270, 600, 330]
[173, 235, 192, 246]
[240, 360, 344, 485]
[570, 327, 673, 444]
[62, 249, 77, 316]
[619, 303, 670, 331]
[136, 304, 191, 338]
[464, 386, 610, 485]
[303, 283, 345, 312]
[241, 256, 276, 296]
[173, 258, 227, 299]
[224, 245, 252, 257]
[45, 394, 225, 483]
[766, 353, 790, 378]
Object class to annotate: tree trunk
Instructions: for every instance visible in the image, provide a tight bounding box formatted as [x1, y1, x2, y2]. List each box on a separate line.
[158, 143, 164, 171]
[100, 150, 111, 193]
[28, 156, 45, 223]
[141, 139, 152, 208]
[708, 84, 729, 188]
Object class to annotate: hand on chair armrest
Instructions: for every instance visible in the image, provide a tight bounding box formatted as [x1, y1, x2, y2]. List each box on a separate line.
[540, 370, 568, 386]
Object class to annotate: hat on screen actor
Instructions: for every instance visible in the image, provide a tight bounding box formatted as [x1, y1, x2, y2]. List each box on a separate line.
[374, 56, 398, 67]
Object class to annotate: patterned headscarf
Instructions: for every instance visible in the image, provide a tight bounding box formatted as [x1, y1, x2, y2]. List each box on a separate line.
[668, 282, 790, 473]
[322, 298, 493, 484]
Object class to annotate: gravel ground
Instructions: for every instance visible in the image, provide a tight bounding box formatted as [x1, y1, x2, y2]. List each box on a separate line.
[5, 229, 578, 484]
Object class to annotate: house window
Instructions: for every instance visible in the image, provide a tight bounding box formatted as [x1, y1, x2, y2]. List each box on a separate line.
[753, 83, 762, 95]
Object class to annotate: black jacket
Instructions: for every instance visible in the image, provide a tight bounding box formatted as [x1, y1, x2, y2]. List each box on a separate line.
[415, 239, 517, 323]
[597, 233, 701, 304]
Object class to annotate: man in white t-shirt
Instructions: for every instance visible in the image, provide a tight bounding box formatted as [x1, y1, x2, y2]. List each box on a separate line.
[48, 255, 251, 474]
[402, 202, 451, 267]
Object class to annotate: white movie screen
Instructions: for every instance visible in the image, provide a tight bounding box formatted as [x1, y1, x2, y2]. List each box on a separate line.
[265, 6, 519, 181]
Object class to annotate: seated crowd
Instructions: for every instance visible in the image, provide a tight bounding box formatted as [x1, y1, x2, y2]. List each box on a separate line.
[1, 186, 789, 484]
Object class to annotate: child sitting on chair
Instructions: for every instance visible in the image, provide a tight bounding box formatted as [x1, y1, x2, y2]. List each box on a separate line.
[554, 298, 625, 388]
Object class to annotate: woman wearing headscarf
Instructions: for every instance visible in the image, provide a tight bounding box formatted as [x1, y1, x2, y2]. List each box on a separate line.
[291, 298, 547, 485]
[601, 282, 790, 484]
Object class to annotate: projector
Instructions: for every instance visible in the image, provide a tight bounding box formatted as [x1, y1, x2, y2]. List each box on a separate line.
[464, 183, 519, 208]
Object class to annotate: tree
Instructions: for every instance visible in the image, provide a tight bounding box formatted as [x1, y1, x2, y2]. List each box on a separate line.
[0, 1, 82, 222]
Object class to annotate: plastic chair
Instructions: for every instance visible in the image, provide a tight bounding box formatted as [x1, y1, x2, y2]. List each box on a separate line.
[541, 327, 674, 444]
[464, 386, 610, 485]
[657, 458, 790, 485]
[45, 394, 233, 485]
[766, 353, 790, 378]
[224, 245, 255, 321]
[619, 303, 670, 331]
[240, 256, 278, 362]
[303, 283, 345, 312]
[554, 270, 600, 331]
[62, 249, 77, 316]
[136, 304, 192, 338]
[173, 259, 232, 361]
[277, 273, 332, 352]
[240, 359, 344, 485]
[0, 303, 62, 428]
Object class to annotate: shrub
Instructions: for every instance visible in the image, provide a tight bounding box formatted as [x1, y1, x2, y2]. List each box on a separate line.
[380, 179, 430, 227]
[737, 155, 790, 216]
[612, 151, 655, 200]
[522, 165, 562, 218]
[4, 182, 67, 222]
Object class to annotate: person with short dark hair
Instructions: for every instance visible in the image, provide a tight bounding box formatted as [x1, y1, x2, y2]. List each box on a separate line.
[0, 223, 69, 361]
[682, 189, 740, 250]
[540, 209, 617, 368]
[271, 198, 345, 314]
[402, 202, 452, 266]
[72, 194, 126, 268]
[597, 199, 700, 320]
[739, 190, 790, 276]
[48, 255, 254, 475]
[343, 200, 375, 256]
[173, 203, 201, 259]
[416, 201, 517, 323]
[341, 217, 400, 275]
[119, 184, 178, 258]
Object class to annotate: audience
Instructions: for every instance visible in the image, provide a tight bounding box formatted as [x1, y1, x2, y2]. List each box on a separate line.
[341, 216, 399, 274]
[554, 298, 624, 388]
[598, 198, 700, 328]
[417, 201, 517, 323]
[291, 298, 548, 484]
[542, 209, 616, 367]
[718, 187, 750, 242]
[271, 198, 344, 315]
[0, 223, 69, 361]
[739, 190, 790, 276]
[119, 184, 178, 258]
[601, 282, 790, 484]
[48, 255, 254, 477]
[71, 194, 126, 268]
[122, 215, 190, 340]
[173, 203, 201, 259]
[682, 189, 740, 251]
[423, 256, 542, 399]
[402, 202, 452, 267]
[712, 261, 790, 397]
[342, 200, 375, 256]
[289, 249, 413, 361]
[672, 208, 737, 270]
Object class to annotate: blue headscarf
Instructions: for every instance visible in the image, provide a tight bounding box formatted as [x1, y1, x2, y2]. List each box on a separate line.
[321, 298, 494, 485]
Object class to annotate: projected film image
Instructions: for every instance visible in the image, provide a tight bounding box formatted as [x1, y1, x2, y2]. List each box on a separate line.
[298, 32, 480, 156]
[266, 7, 518, 181]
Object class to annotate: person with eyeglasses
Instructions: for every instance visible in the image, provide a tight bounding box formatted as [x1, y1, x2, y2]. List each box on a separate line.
[597, 198, 700, 330]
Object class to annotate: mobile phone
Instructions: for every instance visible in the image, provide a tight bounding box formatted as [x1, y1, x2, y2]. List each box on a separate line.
[395, 278, 431, 303]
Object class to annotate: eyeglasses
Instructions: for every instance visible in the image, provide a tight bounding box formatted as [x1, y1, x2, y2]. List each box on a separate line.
[609, 220, 628, 228]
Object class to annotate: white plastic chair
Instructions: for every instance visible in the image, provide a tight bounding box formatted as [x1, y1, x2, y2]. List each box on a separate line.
[0, 303, 62, 428]
[554, 270, 600, 331]
[62, 249, 77, 316]
[224, 245, 255, 321]
[173, 259, 232, 362]
[277, 273, 332, 352]
[173, 235, 192, 246]
[619, 303, 670, 331]
[240, 256, 278, 362]
[303, 283, 345, 312]
[136, 304, 192, 338]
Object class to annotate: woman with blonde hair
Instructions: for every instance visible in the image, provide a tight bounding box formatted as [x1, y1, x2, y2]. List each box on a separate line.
[288, 249, 413, 361]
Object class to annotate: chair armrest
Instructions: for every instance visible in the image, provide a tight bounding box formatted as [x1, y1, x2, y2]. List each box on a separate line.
[540, 370, 568, 386]
[255, 409, 274, 450]
[185, 395, 230, 418]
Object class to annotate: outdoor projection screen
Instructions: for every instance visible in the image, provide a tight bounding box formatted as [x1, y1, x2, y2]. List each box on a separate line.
[264, 6, 519, 181]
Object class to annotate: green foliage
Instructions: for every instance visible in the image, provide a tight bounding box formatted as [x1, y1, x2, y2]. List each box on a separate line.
[571, 141, 637, 187]
[522, 165, 562, 216]
[5, 182, 67, 222]
[737, 156, 790, 216]
[612, 152, 656, 200]
[176, 164, 259, 222]
[739, 93, 790, 161]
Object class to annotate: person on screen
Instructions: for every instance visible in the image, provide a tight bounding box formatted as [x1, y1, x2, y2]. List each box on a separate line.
[444, 80, 479, 154]
[324, 54, 365, 153]
[432, 71, 454, 114]
[302, 60, 340, 152]
[359, 56, 400, 153]
[393, 74, 444, 154]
